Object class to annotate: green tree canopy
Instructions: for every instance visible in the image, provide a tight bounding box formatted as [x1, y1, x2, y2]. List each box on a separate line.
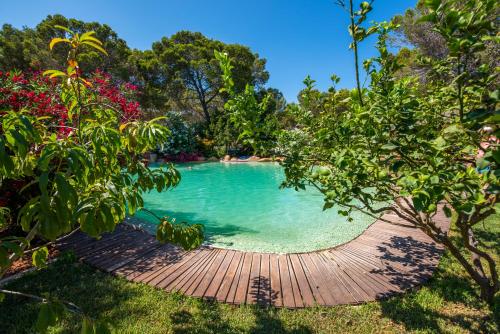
[143, 31, 269, 130]
[0, 15, 132, 80]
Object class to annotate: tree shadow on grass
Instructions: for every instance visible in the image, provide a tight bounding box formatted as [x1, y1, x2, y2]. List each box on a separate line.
[249, 306, 313, 334]
[380, 277, 499, 334]
[169, 276, 313, 334]
[378, 241, 499, 334]
[169, 299, 237, 334]
[247, 276, 312, 334]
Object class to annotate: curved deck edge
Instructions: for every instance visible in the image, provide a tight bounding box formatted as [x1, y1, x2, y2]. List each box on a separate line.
[56, 209, 450, 308]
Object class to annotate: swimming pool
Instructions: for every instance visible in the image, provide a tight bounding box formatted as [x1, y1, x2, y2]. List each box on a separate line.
[132, 162, 375, 253]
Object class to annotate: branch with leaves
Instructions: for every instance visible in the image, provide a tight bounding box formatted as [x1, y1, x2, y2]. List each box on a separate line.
[0, 26, 203, 332]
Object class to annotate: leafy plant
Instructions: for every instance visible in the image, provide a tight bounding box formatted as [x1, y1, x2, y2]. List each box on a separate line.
[0, 26, 203, 331]
[159, 111, 197, 156]
[215, 50, 278, 156]
[280, 0, 498, 303]
[334, 1, 378, 106]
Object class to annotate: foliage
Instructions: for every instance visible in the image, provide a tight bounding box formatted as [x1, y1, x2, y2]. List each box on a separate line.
[0, 16, 285, 154]
[158, 111, 197, 156]
[0, 15, 132, 80]
[137, 31, 269, 129]
[280, 0, 499, 303]
[334, 0, 378, 106]
[392, 0, 500, 83]
[215, 51, 279, 156]
[0, 26, 203, 331]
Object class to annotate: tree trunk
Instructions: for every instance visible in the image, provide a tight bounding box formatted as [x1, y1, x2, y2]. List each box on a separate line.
[200, 100, 211, 125]
[439, 226, 498, 304]
[349, 0, 364, 107]
[466, 226, 498, 303]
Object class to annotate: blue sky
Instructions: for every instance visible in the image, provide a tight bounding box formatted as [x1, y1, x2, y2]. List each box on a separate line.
[0, 0, 416, 101]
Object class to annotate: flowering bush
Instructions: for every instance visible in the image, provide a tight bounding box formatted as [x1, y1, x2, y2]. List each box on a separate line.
[0, 69, 142, 134]
[0, 70, 146, 228]
[90, 70, 141, 122]
[0, 70, 67, 119]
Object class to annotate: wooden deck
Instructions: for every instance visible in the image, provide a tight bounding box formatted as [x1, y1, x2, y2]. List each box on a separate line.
[56, 211, 449, 308]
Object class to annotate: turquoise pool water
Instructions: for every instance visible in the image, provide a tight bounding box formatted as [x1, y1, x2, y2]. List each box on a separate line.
[132, 162, 375, 253]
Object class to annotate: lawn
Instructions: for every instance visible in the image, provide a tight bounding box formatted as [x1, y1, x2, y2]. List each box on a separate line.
[1, 214, 498, 334]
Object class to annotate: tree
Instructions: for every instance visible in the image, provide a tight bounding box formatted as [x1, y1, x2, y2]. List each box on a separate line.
[0, 24, 30, 71]
[280, 0, 498, 303]
[0, 15, 132, 80]
[146, 31, 269, 131]
[392, 0, 499, 83]
[215, 51, 279, 156]
[0, 27, 203, 331]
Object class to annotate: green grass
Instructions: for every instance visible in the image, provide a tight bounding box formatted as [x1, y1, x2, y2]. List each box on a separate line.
[1, 215, 498, 334]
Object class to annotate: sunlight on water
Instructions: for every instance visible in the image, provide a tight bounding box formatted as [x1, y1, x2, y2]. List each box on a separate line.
[133, 162, 375, 253]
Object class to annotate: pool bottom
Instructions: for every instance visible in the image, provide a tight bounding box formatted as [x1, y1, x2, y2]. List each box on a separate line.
[132, 162, 377, 253]
[126, 215, 376, 254]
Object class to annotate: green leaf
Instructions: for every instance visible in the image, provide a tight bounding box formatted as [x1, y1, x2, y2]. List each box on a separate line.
[433, 136, 447, 150]
[49, 38, 70, 50]
[54, 25, 73, 34]
[323, 202, 334, 210]
[81, 317, 93, 334]
[43, 69, 67, 78]
[32, 246, 49, 268]
[36, 302, 62, 333]
[381, 143, 398, 150]
[81, 41, 108, 55]
[443, 205, 452, 218]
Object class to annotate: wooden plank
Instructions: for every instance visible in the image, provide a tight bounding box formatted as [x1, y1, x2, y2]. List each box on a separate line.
[81, 232, 147, 265]
[71, 229, 132, 255]
[324, 251, 380, 300]
[278, 254, 295, 308]
[224, 252, 246, 304]
[246, 253, 261, 304]
[181, 249, 222, 295]
[269, 254, 283, 307]
[232, 252, 253, 304]
[91, 234, 157, 270]
[105, 243, 164, 273]
[286, 255, 304, 308]
[296, 254, 325, 305]
[126, 245, 186, 281]
[215, 251, 243, 302]
[58, 207, 450, 308]
[56, 231, 90, 251]
[144, 249, 203, 285]
[192, 249, 230, 297]
[166, 249, 219, 292]
[257, 253, 271, 306]
[156, 249, 215, 289]
[74, 231, 133, 258]
[114, 243, 176, 277]
[335, 248, 401, 294]
[288, 254, 315, 306]
[203, 250, 236, 300]
[314, 252, 362, 303]
[316, 252, 370, 302]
